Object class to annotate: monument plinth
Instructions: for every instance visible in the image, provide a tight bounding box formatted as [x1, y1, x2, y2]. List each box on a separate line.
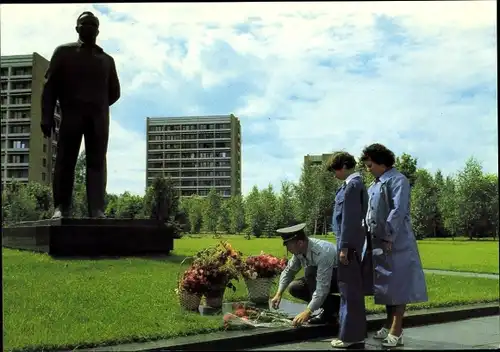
[2, 218, 174, 257]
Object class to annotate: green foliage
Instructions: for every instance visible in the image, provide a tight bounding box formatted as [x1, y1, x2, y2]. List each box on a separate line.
[114, 191, 144, 219]
[2, 181, 38, 225]
[227, 195, 245, 234]
[260, 184, 279, 237]
[143, 176, 179, 221]
[395, 153, 418, 187]
[25, 182, 53, 220]
[245, 186, 266, 238]
[217, 200, 231, 233]
[203, 188, 222, 233]
[411, 169, 439, 239]
[276, 180, 297, 228]
[181, 196, 204, 234]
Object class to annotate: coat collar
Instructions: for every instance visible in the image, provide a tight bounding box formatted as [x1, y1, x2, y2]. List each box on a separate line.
[379, 167, 397, 183]
[77, 39, 103, 53]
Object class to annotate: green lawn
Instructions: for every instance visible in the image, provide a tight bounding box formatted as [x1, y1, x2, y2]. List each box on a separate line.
[3, 236, 499, 351]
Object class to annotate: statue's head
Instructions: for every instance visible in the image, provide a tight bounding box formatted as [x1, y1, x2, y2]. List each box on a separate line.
[75, 11, 100, 43]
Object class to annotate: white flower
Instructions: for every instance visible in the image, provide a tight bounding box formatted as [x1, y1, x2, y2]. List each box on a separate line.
[251, 272, 258, 280]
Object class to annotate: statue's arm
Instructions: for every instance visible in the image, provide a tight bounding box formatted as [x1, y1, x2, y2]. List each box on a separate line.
[108, 57, 121, 106]
[41, 46, 63, 126]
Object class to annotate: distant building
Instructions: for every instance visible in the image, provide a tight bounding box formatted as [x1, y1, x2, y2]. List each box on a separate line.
[303, 153, 333, 167]
[1, 53, 61, 187]
[145, 114, 242, 198]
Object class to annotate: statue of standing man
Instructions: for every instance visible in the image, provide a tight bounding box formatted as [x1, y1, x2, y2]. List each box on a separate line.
[41, 11, 121, 219]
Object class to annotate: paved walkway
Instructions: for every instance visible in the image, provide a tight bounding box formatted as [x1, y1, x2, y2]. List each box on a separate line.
[249, 315, 500, 350]
[423, 269, 498, 279]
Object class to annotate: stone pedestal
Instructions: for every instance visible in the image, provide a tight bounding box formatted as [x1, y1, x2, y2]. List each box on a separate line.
[1, 218, 174, 257]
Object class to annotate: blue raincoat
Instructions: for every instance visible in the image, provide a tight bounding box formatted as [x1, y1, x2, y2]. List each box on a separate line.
[332, 173, 368, 342]
[366, 168, 428, 305]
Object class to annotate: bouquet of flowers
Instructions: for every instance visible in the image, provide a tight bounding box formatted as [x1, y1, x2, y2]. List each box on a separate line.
[241, 251, 288, 280]
[192, 241, 244, 290]
[177, 264, 210, 295]
[223, 302, 293, 330]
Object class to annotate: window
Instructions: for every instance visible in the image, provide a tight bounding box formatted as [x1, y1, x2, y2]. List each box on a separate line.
[43, 144, 47, 152]
[43, 158, 47, 167]
[42, 173, 46, 181]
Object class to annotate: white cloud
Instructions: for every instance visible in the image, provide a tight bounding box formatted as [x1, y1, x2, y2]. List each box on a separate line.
[1, 2, 496, 196]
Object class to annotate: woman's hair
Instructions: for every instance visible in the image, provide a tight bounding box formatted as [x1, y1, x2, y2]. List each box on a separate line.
[326, 151, 357, 172]
[360, 143, 396, 167]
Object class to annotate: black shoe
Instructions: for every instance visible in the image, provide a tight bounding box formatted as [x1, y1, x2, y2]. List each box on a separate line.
[308, 312, 338, 325]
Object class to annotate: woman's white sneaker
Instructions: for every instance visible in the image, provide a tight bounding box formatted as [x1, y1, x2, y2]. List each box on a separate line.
[331, 339, 364, 348]
[381, 332, 404, 347]
[373, 327, 389, 339]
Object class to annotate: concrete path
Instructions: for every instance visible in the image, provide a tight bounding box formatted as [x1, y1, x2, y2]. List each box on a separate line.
[248, 315, 500, 350]
[423, 269, 498, 279]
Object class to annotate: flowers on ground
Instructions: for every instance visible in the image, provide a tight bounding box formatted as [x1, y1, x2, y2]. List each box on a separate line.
[241, 251, 288, 280]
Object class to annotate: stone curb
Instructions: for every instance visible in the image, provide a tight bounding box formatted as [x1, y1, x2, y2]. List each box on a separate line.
[79, 303, 499, 351]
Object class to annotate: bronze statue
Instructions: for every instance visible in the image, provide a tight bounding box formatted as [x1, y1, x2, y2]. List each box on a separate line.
[41, 11, 121, 219]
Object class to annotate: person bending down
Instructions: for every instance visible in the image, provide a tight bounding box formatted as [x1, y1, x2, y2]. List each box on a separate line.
[271, 223, 340, 326]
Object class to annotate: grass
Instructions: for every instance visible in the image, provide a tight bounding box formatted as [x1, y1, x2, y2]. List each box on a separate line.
[3, 235, 499, 351]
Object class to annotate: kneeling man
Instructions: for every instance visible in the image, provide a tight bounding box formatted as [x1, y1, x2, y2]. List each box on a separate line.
[271, 223, 340, 326]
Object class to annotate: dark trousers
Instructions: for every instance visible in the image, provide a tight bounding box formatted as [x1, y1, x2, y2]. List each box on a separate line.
[53, 105, 109, 216]
[288, 266, 341, 317]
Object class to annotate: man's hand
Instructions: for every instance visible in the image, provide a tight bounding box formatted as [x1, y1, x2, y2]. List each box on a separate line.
[271, 292, 282, 310]
[292, 309, 312, 327]
[40, 121, 55, 138]
[339, 248, 349, 265]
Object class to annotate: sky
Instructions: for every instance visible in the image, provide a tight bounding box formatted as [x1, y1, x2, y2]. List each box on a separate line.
[1, 2, 497, 196]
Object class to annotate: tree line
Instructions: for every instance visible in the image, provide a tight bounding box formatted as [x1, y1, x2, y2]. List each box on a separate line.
[2, 151, 498, 240]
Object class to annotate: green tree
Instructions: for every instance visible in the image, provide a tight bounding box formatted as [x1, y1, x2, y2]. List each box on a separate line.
[260, 184, 279, 238]
[294, 163, 322, 235]
[115, 191, 144, 219]
[438, 175, 460, 239]
[25, 181, 53, 219]
[203, 188, 222, 233]
[143, 176, 179, 221]
[182, 195, 204, 234]
[245, 186, 266, 238]
[276, 180, 297, 228]
[484, 174, 499, 239]
[227, 195, 245, 234]
[2, 181, 38, 225]
[218, 200, 231, 233]
[105, 193, 119, 218]
[411, 169, 438, 239]
[455, 157, 489, 239]
[395, 153, 418, 187]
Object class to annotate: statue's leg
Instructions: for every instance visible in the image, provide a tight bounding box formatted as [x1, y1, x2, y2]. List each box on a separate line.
[53, 110, 84, 217]
[84, 109, 109, 218]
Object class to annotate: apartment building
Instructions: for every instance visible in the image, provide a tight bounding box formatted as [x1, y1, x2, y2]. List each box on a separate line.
[146, 115, 242, 198]
[304, 153, 333, 167]
[1, 53, 61, 187]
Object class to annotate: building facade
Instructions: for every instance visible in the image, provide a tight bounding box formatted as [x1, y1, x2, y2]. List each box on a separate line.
[146, 114, 241, 198]
[303, 153, 333, 167]
[1, 53, 61, 187]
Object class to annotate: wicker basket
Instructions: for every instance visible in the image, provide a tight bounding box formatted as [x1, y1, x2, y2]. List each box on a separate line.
[178, 289, 202, 311]
[245, 277, 274, 304]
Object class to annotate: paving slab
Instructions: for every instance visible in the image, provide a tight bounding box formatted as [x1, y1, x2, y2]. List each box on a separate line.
[77, 303, 499, 351]
[250, 315, 500, 350]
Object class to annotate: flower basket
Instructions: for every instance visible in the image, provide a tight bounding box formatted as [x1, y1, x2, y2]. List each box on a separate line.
[205, 284, 226, 308]
[178, 289, 202, 311]
[240, 252, 287, 303]
[245, 277, 274, 304]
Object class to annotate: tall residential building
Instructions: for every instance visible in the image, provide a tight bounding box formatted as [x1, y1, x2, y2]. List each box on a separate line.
[1, 53, 61, 187]
[146, 114, 242, 198]
[304, 153, 333, 167]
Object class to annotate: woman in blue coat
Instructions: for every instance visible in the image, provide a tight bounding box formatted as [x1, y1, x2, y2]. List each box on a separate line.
[360, 143, 428, 348]
[327, 151, 369, 348]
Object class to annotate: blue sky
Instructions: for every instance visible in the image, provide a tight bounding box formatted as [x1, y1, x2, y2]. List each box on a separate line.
[1, 2, 497, 196]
